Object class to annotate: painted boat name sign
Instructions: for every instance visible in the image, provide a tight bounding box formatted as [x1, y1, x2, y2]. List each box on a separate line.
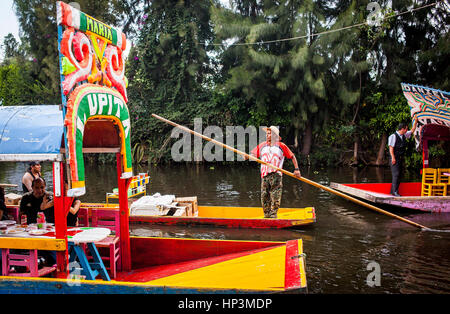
[85, 15, 113, 42]
[57, 1, 132, 196]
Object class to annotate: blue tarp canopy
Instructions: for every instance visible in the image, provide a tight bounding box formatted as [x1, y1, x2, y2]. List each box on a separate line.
[0, 105, 64, 161]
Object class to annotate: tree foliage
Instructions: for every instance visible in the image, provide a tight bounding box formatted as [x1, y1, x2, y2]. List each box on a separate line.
[126, 0, 218, 163]
[1, 0, 448, 168]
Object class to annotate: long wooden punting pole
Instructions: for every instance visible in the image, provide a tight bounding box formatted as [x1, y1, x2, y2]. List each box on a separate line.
[152, 113, 432, 231]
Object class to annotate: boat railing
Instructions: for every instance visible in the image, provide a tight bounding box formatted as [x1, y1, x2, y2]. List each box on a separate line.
[78, 204, 120, 228]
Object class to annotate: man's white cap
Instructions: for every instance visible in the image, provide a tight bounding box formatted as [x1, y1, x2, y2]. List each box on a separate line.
[263, 126, 280, 137]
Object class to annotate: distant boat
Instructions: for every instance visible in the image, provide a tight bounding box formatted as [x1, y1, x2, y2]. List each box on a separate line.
[330, 182, 450, 213]
[331, 83, 450, 213]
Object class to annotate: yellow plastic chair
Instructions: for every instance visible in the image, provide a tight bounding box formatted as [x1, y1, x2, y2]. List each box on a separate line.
[437, 168, 450, 196]
[421, 168, 447, 196]
[421, 168, 436, 196]
[429, 184, 447, 196]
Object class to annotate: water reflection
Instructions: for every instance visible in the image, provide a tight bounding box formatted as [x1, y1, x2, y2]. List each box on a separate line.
[0, 162, 54, 193]
[0, 161, 449, 294]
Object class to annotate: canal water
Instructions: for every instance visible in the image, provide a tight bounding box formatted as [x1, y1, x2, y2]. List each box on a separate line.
[1, 161, 449, 294]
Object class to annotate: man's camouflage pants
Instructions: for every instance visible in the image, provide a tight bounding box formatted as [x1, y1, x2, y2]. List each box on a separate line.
[261, 172, 283, 218]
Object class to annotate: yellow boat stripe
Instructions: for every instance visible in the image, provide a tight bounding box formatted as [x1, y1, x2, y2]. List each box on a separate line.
[0, 238, 66, 251]
[197, 206, 315, 220]
[298, 240, 307, 288]
[145, 246, 287, 291]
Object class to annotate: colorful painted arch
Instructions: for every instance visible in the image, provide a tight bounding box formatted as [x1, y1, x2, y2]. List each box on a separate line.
[65, 84, 132, 196]
[402, 83, 450, 123]
[401, 83, 450, 150]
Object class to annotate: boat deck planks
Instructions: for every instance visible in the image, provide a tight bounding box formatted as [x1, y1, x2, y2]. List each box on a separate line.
[121, 245, 287, 290]
[330, 182, 450, 213]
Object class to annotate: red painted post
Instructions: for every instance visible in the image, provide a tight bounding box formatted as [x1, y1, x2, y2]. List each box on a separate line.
[53, 161, 69, 277]
[116, 153, 132, 271]
[422, 140, 429, 169]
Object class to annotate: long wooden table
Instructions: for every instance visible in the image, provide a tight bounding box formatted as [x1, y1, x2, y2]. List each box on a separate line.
[0, 224, 111, 281]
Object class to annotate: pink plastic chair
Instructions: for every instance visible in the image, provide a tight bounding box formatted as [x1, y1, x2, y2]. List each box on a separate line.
[77, 206, 90, 227]
[1, 249, 56, 277]
[89, 209, 121, 279]
[5, 205, 20, 222]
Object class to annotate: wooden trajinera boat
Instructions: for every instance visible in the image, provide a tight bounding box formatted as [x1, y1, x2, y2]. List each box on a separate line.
[0, 2, 307, 293]
[87, 189, 315, 229]
[331, 83, 450, 213]
[82, 201, 316, 229]
[131, 205, 316, 229]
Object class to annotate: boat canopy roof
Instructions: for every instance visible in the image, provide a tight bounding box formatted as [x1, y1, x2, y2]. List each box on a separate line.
[421, 124, 450, 142]
[401, 83, 450, 149]
[0, 105, 64, 162]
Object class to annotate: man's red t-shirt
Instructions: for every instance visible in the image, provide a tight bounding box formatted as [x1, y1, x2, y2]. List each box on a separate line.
[251, 141, 294, 178]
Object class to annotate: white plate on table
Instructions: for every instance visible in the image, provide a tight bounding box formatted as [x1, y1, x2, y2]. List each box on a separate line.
[29, 223, 53, 227]
[6, 227, 26, 234]
[28, 229, 50, 236]
[0, 220, 17, 226]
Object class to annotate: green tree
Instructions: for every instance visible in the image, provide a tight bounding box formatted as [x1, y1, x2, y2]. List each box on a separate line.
[127, 0, 216, 163]
[12, 0, 128, 104]
[1, 33, 22, 60]
[0, 61, 33, 106]
[212, 0, 360, 157]
[322, 1, 373, 165]
[359, 0, 449, 166]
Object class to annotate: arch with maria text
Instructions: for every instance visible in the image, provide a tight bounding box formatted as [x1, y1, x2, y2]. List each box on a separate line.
[64, 84, 132, 196]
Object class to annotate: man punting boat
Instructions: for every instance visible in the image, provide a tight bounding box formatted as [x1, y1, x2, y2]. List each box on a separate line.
[331, 83, 450, 213]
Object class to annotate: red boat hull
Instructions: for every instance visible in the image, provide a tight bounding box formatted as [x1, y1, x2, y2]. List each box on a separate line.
[129, 215, 315, 229]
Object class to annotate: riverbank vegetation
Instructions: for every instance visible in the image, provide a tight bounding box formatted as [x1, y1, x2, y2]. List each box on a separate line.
[1, 0, 448, 169]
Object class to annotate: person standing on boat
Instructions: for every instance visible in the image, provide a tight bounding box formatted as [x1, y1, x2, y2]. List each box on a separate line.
[247, 126, 301, 218]
[388, 118, 418, 196]
[21, 161, 42, 193]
